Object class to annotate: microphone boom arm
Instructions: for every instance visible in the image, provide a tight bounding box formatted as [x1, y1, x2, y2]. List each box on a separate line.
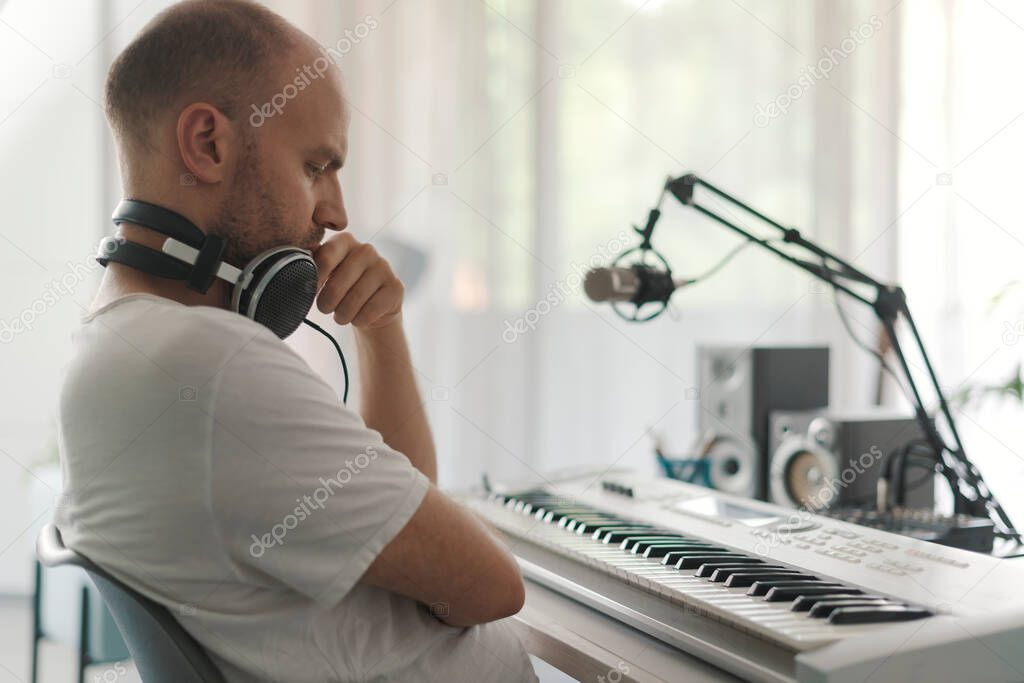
[658, 173, 1016, 539]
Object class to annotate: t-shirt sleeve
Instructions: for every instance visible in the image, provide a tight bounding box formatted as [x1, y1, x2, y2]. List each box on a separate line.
[207, 327, 430, 608]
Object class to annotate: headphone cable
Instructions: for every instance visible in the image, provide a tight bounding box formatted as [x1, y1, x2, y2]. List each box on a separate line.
[301, 318, 350, 404]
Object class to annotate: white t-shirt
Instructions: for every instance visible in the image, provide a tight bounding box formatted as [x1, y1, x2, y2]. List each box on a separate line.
[55, 293, 537, 683]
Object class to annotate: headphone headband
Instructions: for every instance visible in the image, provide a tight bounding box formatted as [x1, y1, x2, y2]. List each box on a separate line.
[108, 199, 226, 293]
[96, 237, 193, 281]
[111, 199, 205, 248]
[97, 198, 319, 339]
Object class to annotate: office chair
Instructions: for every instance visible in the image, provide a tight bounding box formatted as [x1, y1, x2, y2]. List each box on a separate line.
[35, 523, 226, 683]
[30, 556, 130, 683]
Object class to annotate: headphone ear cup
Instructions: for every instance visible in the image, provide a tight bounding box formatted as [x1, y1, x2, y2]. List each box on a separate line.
[232, 247, 318, 339]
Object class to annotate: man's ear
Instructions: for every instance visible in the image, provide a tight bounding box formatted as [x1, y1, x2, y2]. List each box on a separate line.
[176, 102, 235, 184]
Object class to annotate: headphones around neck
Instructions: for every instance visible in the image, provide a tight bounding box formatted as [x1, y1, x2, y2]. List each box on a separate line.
[99, 199, 318, 340]
[97, 198, 349, 402]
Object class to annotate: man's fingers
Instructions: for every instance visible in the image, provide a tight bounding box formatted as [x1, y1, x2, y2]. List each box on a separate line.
[312, 234, 403, 328]
[316, 245, 377, 313]
[352, 287, 400, 327]
[316, 263, 362, 314]
[313, 233, 358, 290]
[333, 265, 389, 324]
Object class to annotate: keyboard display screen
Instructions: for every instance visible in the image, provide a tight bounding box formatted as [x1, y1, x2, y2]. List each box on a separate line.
[673, 496, 781, 527]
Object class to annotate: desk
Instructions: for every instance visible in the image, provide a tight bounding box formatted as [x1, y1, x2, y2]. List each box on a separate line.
[514, 580, 742, 683]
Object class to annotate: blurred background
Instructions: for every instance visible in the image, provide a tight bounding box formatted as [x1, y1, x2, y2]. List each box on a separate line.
[1, 0, 1023, 675]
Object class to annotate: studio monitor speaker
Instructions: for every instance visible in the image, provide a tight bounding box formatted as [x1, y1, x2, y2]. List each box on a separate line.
[696, 346, 830, 500]
[767, 409, 934, 511]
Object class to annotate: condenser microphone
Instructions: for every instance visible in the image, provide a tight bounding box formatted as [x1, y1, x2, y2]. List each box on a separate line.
[583, 265, 687, 305]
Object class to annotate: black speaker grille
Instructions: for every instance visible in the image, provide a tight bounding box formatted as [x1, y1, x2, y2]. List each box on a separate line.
[251, 257, 318, 339]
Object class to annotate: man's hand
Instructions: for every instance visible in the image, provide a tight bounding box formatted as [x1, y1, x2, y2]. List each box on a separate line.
[312, 233, 404, 329]
[313, 232, 435, 481]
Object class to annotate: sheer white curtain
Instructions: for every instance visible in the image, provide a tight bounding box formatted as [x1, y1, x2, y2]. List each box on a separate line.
[0, 0, 907, 592]
[897, 0, 1024, 526]
[279, 0, 905, 491]
[0, 0, 111, 593]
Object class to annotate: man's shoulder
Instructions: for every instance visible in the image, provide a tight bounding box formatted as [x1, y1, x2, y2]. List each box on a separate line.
[83, 293, 287, 351]
[84, 293, 264, 338]
[68, 293, 309, 398]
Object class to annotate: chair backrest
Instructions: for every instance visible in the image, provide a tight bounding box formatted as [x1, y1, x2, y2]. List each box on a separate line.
[36, 523, 226, 683]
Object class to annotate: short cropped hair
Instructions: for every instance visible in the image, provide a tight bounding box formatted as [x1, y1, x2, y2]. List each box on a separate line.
[103, 0, 299, 153]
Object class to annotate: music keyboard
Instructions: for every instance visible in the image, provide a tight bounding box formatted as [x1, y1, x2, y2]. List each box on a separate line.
[466, 470, 1024, 682]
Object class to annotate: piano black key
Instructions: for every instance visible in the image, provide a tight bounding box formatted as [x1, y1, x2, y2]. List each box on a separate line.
[518, 498, 566, 512]
[521, 497, 560, 504]
[632, 540, 716, 555]
[667, 553, 752, 569]
[643, 544, 724, 559]
[594, 527, 657, 542]
[557, 511, 610, 528]
[703, 564, 785, 580]
[696, 565, 774, 581]
[512, 494, 555, 503]
[527, 501, 571, 515]
[602, 530, 669, 544]
[614, 536, 688, 552]
[749, 581, 835, 593]
[686, 556, 764, 571]
[764, 585, 864, 602]
[791, 593, 885, 612]
[827, 606, 932, 625]
[554, 510, 616, 518]
[566, 517, 621, 533]
[721, 572, 809, 587]
[745, 581, 839, 598]
[559, 513, 617, 525]
[808, 598, 900, 619]
[569, 520, 630, 536]
[583, 523, 639, 534]
[541, 510, 570, 523]
[544, 509, 599, 523]
[508, 490, 548, 498]
[623, 537, 692, 553]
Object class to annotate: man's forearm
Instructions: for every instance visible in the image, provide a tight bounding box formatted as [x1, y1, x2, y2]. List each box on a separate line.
[354, 316, 437, 483]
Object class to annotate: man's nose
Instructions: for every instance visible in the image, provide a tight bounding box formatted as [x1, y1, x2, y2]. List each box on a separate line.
[314, 202, 347, 232]
[317, 178, 348, 231]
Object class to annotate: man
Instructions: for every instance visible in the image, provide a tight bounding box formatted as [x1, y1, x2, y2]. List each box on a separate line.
[55, 1, 536, 681]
